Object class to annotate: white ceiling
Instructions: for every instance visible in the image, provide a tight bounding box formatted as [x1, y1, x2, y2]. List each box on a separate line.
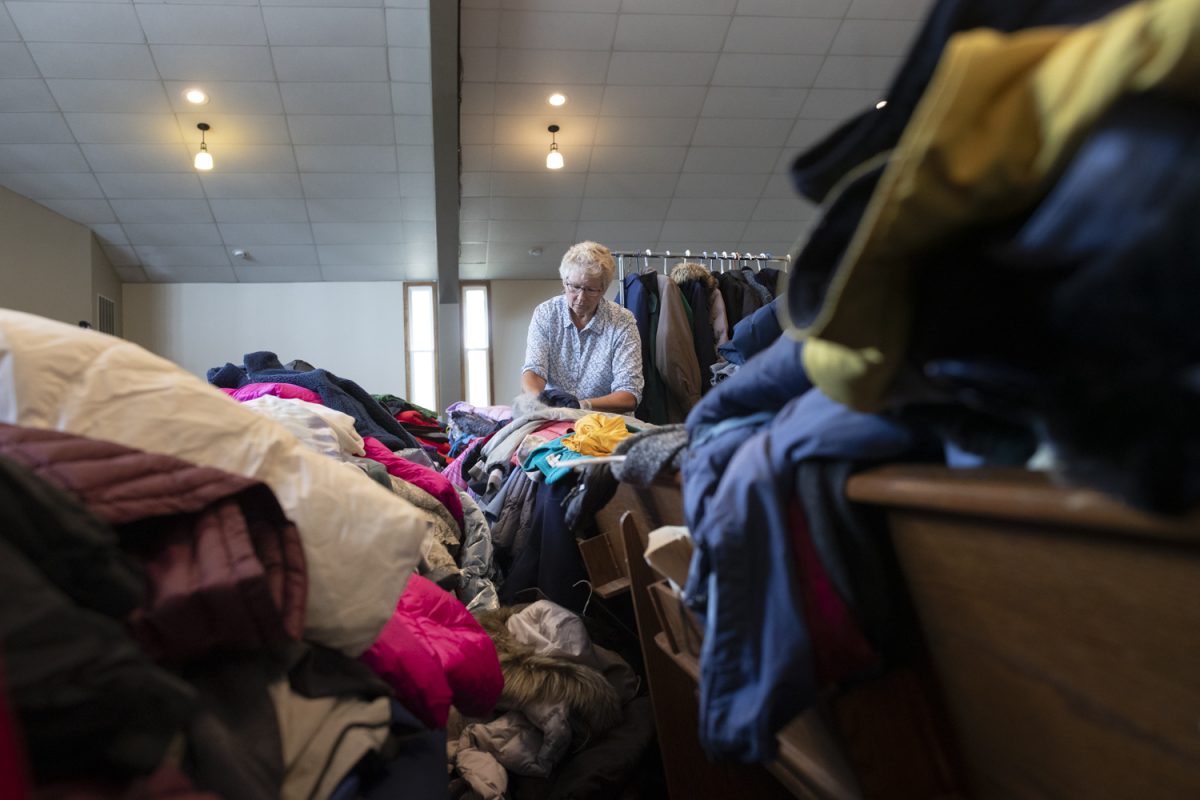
[0, 0, 930, 284]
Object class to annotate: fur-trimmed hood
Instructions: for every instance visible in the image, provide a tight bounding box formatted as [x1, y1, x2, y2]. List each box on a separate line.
[671, 261, 718, 290]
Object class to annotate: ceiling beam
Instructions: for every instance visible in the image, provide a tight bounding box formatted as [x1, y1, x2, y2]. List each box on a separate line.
[430, 0, 462, 410]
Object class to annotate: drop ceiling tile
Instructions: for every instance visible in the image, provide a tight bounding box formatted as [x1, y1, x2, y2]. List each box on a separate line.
[306, 197, 405, 222]
[673, 172, 768, 198]
[712, 53, 824, 87]
[487, 196, 579, 220]
[142, 264, 238, 282]
[385, 7, 430, 46]
[7, 3, 142, 44]
[234, 264, 323, 281]
[47, 80, 170, 114]
[460, 197, 488, 219]
[592, 116, 694, 147]
[64, 114, 177, 145]
[391, 81, 432, 112]
[814, 55, 900, 89]
[319, 263, 409, 281]
[488, 219, 577, 243]
[491, 171, 585, 198]
[461, 8, 498, 47]
[151, 45, 276, 81]
[273, 46, 388, 82]
[0, 172, 101, 198]
[232, 246, 320, 266]
[847, 0, 932, 20]
[265, 0, 385, 6]
[724, 17, 839, 54]
[659, 219, 745, 243]
[211, 198, 309, 223]
[0, 42, 37, 76]
[458, 242, 486, 263]
[460, 171, 490, 197]
[125, 223, 222, 246]
[398, 171, 434, 196]
[797, 88, 879, 118]
[606, 51, 718, 86]
[700, 87, 808, 119]
[613, 14, 730, 52]
[395, 145, 433, 172]
[79, 143, 187, 172]
[493, 83, 604, 116]
[28, 42, 155, 79]
[263, 7, 385, 46]
[600, 85, 707, 117]
[460, 82, 495, 115]
[137, 5, 268, 45]
[786, 117, 840, 149]
[574, 220, 663, 246]
[0, 7, 19, 41]
[461, 47, 497, 82]
[394, 115, 432, 145]
[486, 242, 579, 265]
[742, 220, 807, 242]
[295, 145, 396, 173]
[114, 266, 148, 282]
[681, 146, 779, 174]
[219, 222, 315, 244]
[692, 117, 792, 148]
[496, 49, 611, 85]
[128, 243, 229, 264]
[0, 112, 71, 144]
[387, 46, 431, 83]
[830, 19, 920, 56]
[461, 144, 492, 171]
[285, 115, 391, 146]
[619, 0, 736, 12]
[316, 243, 406, 265]
[461, 115, 495, 146]
[166, 81, 285, 114]
[580, 197, 669, 221]
[459, 218, 487, 241]
[735, 0, 850, 16]
[492, 115, 596, 146]
[0, 79, 56, 112]
[90, 224, 128, 245]
[98, 172, 205, 198]
[282, 82, 393, 115]
[195, 144, 297, 173]
[110, 198, 214, 224]
[101, 244, 139, 267]
[0, 143, 87, 172]
[403, 220, 434, 242]
[300, 172, 401, 198]
[200, 172, 305, 198]
[401, 196, 434, 220]
[174, 113, 291, 145]
[667, 197, 757, 220]
[497, 0, 620, 11]
[312, 221, 406, 244]
[752, 196, 818, 221]
[583, 172, 676, 197]
[498, 11, 617, 51]
[35, 197, 115, 224]
[761, 173, 798, 198]
[589, 145, 686, 174]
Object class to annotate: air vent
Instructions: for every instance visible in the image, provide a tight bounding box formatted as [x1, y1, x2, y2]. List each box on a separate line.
[97, 295, 115, 335]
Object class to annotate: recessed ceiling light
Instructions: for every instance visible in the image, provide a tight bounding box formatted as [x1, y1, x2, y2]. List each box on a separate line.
[184, 88, 209, 105]
[548, 93, 567, 107]
[875, 100, 888, 109]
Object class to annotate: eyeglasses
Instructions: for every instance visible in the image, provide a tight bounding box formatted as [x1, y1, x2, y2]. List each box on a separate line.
[563, 282, 603, 297]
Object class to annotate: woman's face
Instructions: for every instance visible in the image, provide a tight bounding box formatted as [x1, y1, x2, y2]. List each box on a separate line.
[562, 271, 606, 318]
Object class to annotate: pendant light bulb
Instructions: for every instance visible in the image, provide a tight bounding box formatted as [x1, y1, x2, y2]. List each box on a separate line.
[546, 124, 563, 170]
[194, 122, 213, 171]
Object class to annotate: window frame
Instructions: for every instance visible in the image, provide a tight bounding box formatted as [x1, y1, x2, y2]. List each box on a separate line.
[404, 281, 439, 413]
[459, 280, 495, 407]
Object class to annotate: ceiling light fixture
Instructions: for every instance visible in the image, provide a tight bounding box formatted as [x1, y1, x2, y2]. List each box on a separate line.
[548, 93, 567, 107]
[194, 122, 213, 171]
[546, 124, 563, 170]
[184, 88, 209, 105]
[875, 100, 888, 109]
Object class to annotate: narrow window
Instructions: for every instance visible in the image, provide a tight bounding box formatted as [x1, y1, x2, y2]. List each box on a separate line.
[405, 283, 438, 412]
[461, 282, 492, 407]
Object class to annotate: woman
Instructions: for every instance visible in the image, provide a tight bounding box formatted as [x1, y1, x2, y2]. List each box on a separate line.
[521, 241, 643, 415]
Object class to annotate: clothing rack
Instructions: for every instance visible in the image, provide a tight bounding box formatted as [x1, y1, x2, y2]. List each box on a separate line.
[613, 250, 790, 305]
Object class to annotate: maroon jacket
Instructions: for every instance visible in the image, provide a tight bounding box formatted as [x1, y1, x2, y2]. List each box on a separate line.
[0, 424, 306, 662]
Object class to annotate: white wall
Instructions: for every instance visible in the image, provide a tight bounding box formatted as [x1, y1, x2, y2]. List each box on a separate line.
[0, 185, 120, 331]
[123, 282, 408, 396]
[490, 279, 560, 404]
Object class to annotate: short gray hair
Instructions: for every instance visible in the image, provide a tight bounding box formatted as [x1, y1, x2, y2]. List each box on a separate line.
[559, 240, 615, 288]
